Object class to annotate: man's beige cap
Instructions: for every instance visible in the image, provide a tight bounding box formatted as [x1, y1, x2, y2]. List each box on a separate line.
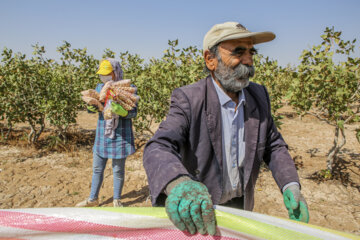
[203, 22, 275, 51]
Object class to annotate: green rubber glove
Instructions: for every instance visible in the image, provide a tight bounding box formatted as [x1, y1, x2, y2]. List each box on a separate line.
[283, 185, 309, 223]
[111, 102, 128, 117]
[87, 105, 99, 113]
[165, 180, 216, 236]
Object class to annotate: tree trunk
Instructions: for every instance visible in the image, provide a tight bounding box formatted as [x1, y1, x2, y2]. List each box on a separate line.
[327, 126, 346, 171]
[57, 125, 68, 143]
[28, 119, 45, 144]
[33, 123, 45, 143]
[1, 123, 12, 140]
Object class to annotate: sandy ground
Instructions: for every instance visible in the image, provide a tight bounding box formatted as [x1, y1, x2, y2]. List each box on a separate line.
[0, 106, 359, 236]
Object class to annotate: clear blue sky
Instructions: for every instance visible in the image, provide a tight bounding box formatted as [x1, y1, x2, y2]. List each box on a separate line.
[1, 0, 359, 66]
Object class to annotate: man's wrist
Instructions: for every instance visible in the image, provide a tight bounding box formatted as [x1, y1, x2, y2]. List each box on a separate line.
[282, 182, 300, 193]
[165, 176, 192, 195]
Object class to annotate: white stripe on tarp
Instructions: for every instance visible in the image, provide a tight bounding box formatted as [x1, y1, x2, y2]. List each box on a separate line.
[6, 208, 172, 229]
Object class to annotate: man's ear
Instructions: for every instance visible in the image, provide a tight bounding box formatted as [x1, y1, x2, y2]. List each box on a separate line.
[204, 50, 218, 72]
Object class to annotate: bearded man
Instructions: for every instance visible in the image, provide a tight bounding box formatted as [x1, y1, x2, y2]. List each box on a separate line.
[143, 22, 309, 236]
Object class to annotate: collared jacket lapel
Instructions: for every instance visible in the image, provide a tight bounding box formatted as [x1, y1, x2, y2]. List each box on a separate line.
[243, 87, 260, 190]
[204, 76, 223, 172]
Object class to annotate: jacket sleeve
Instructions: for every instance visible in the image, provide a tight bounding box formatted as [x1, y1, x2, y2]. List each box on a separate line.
[262, 85, 300, 192]
[143, 88, 192, 206]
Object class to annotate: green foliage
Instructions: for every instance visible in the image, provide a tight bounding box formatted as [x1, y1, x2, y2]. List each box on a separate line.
[0, 42, 99, 143]
[318, 169, 332, 180]
[47, 41, 98, 138]
[1, 46, 49, 143]
[253, 55, 294, 127]
[289, 27, 360, 171]
[0, 40, 206, 141]
[1, 28, 358, 153]
[290, 27, 359, 124]
[121, 40, 206, 134]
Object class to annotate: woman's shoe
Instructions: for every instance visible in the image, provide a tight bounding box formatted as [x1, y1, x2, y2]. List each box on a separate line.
[113, 199, 123, 207]
[75, 199, 99, 207]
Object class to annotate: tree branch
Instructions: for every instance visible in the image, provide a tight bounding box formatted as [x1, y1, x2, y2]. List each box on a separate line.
[307, 111, 336, 126]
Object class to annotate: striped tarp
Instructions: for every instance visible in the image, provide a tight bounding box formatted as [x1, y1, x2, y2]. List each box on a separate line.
[0, 206, 358, 240]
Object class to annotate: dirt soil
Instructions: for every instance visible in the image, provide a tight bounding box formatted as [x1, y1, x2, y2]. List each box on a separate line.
[0, 105, 359, 236]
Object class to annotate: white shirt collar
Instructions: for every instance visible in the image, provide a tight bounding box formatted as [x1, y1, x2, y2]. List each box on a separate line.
[211, 76, 246, 107]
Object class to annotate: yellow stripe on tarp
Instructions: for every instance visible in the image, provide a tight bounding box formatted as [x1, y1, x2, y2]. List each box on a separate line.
[260, 213, 360, 240]
[94, 207, 322, 240]
[215, 210, 321, 240]
[286, 219, 360, 240]
[95, 207, 168, 218]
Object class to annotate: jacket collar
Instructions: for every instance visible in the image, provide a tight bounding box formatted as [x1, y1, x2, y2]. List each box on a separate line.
[243, 84, 260, 189]
[205, 75, 223, 170]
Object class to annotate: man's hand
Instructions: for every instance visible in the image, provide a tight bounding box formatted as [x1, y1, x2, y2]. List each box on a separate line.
[165, 180, 216, 235]
[283, 185, 309, 223]
[87, 105, 99, 113]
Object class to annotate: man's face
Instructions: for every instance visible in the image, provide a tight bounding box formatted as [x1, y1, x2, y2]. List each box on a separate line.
[212, 38, 256, 93]
[217, 38, 255, 67]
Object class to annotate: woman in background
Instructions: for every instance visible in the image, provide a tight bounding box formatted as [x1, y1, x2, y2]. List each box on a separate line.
[76, 58, 137, 207]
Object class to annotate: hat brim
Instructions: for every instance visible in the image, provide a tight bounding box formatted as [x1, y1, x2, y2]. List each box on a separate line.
[220, 31, 275, 45]
[96, 68, 113, 75]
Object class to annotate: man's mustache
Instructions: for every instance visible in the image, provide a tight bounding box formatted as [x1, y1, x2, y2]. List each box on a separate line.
[232, 63, 255, 79]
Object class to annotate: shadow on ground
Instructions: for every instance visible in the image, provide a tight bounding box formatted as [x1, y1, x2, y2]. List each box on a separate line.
[101, 185, 150, 207]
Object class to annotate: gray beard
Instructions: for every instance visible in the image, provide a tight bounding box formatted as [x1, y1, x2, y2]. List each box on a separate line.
[214, 61, 255, 93]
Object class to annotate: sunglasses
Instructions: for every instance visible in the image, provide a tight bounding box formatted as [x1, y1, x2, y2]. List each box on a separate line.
[230, 46, 258, 56]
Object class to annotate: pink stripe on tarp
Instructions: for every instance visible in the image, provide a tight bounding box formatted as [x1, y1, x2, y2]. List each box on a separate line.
[0, 238, 24, 240]
[0, 210, 241, 240]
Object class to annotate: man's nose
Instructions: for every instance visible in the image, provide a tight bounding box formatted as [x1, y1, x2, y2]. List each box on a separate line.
[241, 52, 253, 66]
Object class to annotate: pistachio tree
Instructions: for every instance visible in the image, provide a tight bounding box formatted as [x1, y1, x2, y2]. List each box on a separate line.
[0, 46, 52, 143]
[120, 40, 205, 135]
[290, 27, 360, 172]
